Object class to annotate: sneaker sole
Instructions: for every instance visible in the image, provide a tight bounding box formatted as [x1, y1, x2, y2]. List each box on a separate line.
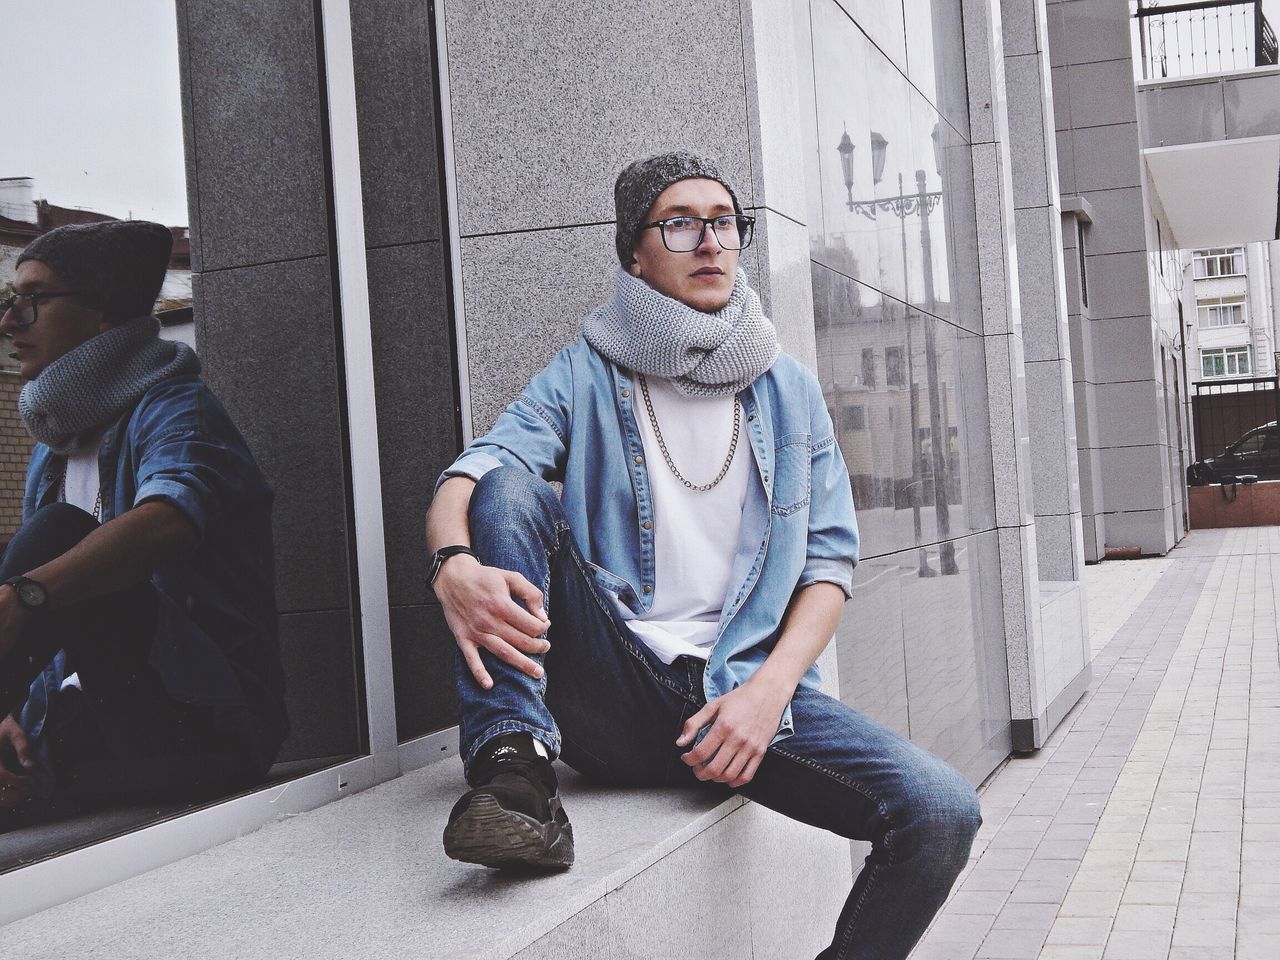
[443, 794, 575, 871]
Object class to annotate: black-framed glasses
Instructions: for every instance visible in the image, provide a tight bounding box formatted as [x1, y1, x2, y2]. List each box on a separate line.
[641, 214, 755, 253]
[0, 291, 80, 330]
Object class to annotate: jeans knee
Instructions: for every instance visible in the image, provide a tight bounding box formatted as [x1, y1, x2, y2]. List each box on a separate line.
[3, 503, 99, 575]
[472, 467, 557, 516]
[898, 771, 981, 871]
[469, 467, 563, 549]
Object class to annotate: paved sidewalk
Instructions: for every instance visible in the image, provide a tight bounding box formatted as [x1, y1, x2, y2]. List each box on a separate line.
[910, 527, 1280, 960]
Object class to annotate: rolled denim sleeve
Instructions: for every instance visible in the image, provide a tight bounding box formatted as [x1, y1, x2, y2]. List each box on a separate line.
[131, 389, 264, 538]
[798, 374, 859, 599]
[436, 346, 574, 493]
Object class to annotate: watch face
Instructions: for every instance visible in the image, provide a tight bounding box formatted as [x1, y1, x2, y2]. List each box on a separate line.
[16, 582, 45, 607]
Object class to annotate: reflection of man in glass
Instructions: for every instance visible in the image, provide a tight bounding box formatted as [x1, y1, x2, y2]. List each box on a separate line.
[425, 153, 980, 959]
[0, 221, 287, 821]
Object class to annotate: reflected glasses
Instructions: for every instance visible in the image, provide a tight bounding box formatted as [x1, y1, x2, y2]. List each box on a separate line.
[0, 292, 80, 330]
[641, 214, 755, 253]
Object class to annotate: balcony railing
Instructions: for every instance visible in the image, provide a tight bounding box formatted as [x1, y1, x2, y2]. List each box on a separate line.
[1135, 0, 1279, 80]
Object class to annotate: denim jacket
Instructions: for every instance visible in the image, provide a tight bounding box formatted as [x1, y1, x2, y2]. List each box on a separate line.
[20, 375, 288, 766]
[442, 336, 859, 740]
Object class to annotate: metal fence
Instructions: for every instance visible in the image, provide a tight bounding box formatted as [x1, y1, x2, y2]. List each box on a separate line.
[1136, 0, 1279, 80]
[1191, 376, 1280, 460]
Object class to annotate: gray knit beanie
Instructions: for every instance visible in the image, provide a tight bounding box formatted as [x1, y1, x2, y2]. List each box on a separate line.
[614, 151, 743, 266]
[18, 220, 173, 321]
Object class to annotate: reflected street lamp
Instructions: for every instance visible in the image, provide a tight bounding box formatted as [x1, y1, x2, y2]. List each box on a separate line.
[835, 129, 958, 577]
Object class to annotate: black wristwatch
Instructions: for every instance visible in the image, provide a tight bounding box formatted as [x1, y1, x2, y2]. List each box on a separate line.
[4, 576, 48, 612]
[427, 545, 479, 588]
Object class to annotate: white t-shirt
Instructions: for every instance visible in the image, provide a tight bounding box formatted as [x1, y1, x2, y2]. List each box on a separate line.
[616, 376, 751, 664]
[62, 433, 103, 517]
[58, 433, 103, 694]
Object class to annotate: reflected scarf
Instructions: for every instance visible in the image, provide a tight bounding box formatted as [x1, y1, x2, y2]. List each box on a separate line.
[18, 316, 201, 454]
[582, 268, 779, 398]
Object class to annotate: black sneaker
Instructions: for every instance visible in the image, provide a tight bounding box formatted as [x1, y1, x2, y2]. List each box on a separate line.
[443, 733, 574, 870]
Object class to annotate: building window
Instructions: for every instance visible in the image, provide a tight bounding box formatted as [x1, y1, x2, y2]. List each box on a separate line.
[861, 348, 877, 387]
[1200, 346, 1252, 378]
[1192, 247, 1245, 278]
[885, 346, 905, 386]
[843, 405, 867, 431]
[1196, 296, 1247, 327]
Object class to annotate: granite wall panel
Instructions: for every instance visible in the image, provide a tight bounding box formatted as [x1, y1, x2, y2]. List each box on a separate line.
[193, 256, 352, 616]
[460, 224, 617, 434]
[275, 609, 362, 763]
[365, 241, 457, 607]
[178, 0, 330, 270]
[390, 604, 456, 741]
[351, 0, 445, 247]
[443, 0, 753, 238]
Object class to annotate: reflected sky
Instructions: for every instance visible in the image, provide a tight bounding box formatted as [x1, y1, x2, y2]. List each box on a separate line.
[6, 1, 186, 225]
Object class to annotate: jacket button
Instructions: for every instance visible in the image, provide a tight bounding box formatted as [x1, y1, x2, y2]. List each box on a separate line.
[642, 520, 652, 530]
[622, 389, 631, 398]
[642, 585, 651, 593]
[634, 455, 644, 464]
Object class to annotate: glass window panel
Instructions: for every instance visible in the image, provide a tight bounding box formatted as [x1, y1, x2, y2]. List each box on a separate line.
[2, 0, 366, 870]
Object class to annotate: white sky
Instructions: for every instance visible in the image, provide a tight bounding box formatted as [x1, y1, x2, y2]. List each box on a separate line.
[2, 0, 187, 226]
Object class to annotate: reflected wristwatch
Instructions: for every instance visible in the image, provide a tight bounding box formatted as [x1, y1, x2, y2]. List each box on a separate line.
[4, 576, 48, 611]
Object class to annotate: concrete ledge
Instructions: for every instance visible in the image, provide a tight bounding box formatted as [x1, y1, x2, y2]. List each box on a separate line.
[0, 757, 849, 959]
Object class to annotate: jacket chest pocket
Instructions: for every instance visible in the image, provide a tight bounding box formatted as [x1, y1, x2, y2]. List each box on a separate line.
[770, 433, 811, 517]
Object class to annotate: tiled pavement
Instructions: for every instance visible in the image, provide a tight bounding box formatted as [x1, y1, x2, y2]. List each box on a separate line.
[909, 527, 1280, 960]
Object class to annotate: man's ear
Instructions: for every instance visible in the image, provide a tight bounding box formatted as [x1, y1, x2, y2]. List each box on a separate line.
[627, 258, 642, 278]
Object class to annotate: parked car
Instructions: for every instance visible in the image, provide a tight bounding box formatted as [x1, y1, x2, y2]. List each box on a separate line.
[1187, 421, 1280, 485]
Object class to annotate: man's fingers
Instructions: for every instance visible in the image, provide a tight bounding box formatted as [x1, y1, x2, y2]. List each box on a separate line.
[498, 596, 551, 643]
[730, 753, 765, 789]
[460, 640, 493, 690]
[8, 724, 33, 768]
[681, 722, 725, 768]
[502, 571, 549, 622]
[718, 747, 754, 786]
[676, 702, 717, 746]
[490, 620, 550, 656]
[478, 634, 544, 679]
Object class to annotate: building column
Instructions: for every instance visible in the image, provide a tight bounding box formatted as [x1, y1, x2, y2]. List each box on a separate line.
[963, 0, 1089, 750]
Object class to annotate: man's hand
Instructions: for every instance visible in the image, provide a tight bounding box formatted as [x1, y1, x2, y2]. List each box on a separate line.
[0, 714, 35, 810]
[676, 673, 795, 788]
[433, 555, 552, 690]
[0, 582, 35, 663]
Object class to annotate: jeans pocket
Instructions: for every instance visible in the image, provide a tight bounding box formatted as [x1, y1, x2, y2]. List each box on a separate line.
[771, 433, 812, 517]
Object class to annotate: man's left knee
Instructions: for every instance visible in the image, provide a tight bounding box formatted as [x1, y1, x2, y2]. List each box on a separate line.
[903, 768, 982, 866]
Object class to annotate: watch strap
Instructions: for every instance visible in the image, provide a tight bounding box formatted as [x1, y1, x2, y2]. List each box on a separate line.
[4, 575, 48, 610]
[428, 545, 479, 587]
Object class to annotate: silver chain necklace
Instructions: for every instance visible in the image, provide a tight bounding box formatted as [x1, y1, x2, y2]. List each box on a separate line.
[637, 373, 741, 492]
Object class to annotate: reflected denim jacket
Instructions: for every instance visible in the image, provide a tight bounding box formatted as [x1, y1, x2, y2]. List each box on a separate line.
[20, 375, 288, 767]
[441, 336, 859, 740]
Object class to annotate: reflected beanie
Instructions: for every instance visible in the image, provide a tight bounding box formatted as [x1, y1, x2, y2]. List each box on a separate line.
[18, 220, 173, 321]
[613, 151, 743, 266]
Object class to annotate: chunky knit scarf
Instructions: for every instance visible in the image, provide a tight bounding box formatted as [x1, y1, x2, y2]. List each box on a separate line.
[19, 316, 201, 454]
[583, 268, 779, 398]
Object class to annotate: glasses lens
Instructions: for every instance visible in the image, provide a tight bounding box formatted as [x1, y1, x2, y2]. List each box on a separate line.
[1, 295, 34, 327]
[711, 215, 750, 251]
[660, 217, 705, 252]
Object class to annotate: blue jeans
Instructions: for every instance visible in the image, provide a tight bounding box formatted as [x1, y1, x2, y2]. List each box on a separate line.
[0, 504, 260, 815]
[457, 468, 981, 960]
